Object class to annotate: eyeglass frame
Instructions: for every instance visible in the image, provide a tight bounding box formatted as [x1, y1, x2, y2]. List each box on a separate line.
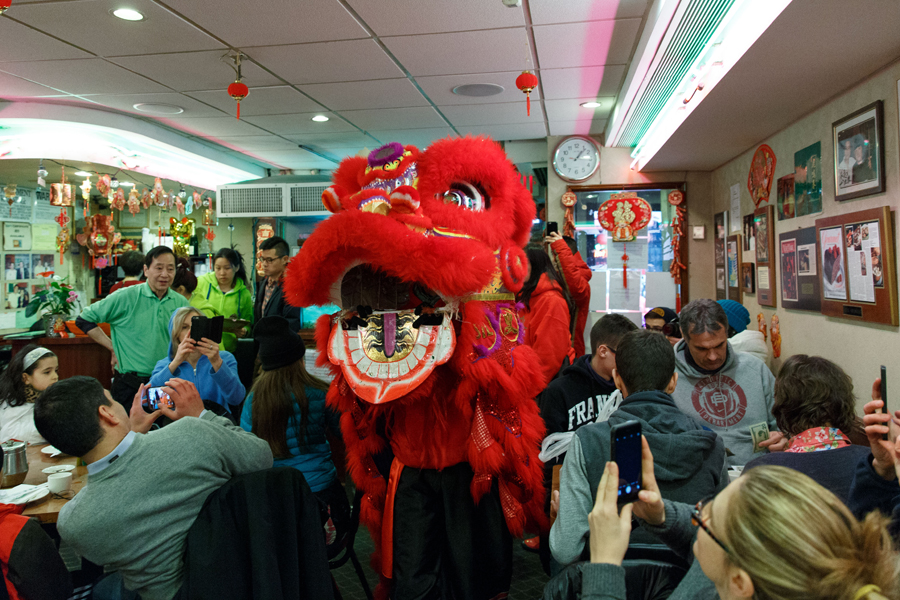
[644, 318, 682, 339]
[691, 495, 732, 556]
[258, 255, 288, 266]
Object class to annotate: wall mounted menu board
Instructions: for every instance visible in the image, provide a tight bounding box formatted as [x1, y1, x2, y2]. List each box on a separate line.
[815, 206, 897, 325]
[754, 205, 777, 307]
[778, 226, 820, 312]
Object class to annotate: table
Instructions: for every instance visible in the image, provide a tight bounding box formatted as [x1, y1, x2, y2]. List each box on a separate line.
[22, 444, 87, 524]
[7, 336, 113, 388]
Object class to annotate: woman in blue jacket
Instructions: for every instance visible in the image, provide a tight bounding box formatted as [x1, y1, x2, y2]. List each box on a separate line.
[150, 307, 246, 414]
[241, 316, 349, 558]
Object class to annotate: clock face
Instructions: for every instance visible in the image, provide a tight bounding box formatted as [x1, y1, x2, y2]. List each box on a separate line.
[553, 136, 600, 183]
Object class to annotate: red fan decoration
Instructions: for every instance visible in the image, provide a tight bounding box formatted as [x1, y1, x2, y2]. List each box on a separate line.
[748, 144, 776, 207]
[516, 70, 538, 116]
[598, 192, 652, 288]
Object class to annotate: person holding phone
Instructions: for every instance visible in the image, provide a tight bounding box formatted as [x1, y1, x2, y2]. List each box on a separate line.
[190, 247, 253, 352]
[550, 330, 727, 567]
[149, 307, 246, 415]
[545, 231, 592, 357]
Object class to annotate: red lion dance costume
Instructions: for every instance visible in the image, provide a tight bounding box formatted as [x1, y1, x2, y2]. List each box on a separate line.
[286, 137, 546, 599]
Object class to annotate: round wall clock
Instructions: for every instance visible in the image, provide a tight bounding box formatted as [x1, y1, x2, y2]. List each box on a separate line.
[552, 136, 600, 183]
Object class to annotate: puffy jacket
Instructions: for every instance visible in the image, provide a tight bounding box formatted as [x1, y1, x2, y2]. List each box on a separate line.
[730, 329, 770, 367]
[550, 239, 592, 356]
[240, 386, 340, 493]
[522, 274, 574, 387]
[190, 273, 253, 352]
[149, 311, 246, 412]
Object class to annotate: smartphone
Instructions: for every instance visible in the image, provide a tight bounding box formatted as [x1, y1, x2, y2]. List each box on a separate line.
[610, 420, 642, 505]
[545, 221, 558, 237]
[881, 365, 888, 441]
[190, 315, 224, 345]
[142, 387, 173, 412]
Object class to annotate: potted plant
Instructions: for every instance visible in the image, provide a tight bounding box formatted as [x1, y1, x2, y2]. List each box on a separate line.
[25, 275, 79, 337]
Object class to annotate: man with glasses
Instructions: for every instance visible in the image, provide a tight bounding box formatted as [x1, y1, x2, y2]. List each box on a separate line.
[253, 237, 301, 332]
[644, 306, 682, 346]
[549, 329, 727, 567]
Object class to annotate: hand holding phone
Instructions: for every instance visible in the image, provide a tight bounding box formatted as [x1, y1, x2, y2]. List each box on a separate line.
[881, 365, 888, 441]
[545, 221, 559, 237]
[610, 420, 642, 505]
[142, 386, 174, 413]
[190, 316, 224, 345]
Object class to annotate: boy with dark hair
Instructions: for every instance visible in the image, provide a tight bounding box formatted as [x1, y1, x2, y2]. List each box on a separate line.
[550, 329, 727, 566]
[109, 250, 145, 294]
[254, 236, 301, 332]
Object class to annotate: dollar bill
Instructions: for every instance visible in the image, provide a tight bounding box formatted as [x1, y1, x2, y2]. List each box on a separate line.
[749, 422, 770, 454]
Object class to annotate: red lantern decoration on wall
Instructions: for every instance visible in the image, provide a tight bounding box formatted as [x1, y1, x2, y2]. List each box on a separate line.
[0, 1, 11, 15]
[597, 192, 652, 288]
[225, 51, 249, 120]
[515, 70, 538, 116]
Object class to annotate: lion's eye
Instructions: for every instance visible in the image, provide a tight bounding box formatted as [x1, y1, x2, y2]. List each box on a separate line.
[441, 181, 489, 211]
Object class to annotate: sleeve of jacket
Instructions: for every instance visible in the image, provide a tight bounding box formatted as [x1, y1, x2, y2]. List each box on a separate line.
[149, 357, 174, 387]
[550, 239, 591, 304]
[639, 500, 698, 560]
[528, 293, 573, 386]
[210, 352, 246, 406]
[539, 381, 570, 437]
[549, 435, 594, 565]
[78, 288, 126, 326]
[8, 518, 73, 600]
[283, 301, 302, 332]
[581, 564, 627, 600]
[198, 410, 272, 473]
[847, 452, 900, 520]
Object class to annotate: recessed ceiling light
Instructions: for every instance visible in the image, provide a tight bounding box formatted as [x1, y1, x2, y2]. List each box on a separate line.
[112, 8, 145, 21]
[311, 115, 329, 122]
[580, 101, 602, 108]
[133, 103, 184, 115]
[453, 83, 505, 97]
[75, 171, 93, 177]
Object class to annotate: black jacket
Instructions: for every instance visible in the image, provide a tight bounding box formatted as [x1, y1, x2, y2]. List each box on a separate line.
[253, 278, 301, 332]
[539, 355, 618, 439]
[177, 468, 334, 600]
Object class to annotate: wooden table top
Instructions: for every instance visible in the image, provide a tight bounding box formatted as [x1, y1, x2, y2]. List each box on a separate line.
[21, 444, 87, 524]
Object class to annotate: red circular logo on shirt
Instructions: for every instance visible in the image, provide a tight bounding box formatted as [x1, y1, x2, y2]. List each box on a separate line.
[691, 374, 747, 427]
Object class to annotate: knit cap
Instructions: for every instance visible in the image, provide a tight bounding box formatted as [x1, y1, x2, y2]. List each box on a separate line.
[254, 316, 305, 371]
[645, 306, 678, 324]
[717, 299, 750, 333]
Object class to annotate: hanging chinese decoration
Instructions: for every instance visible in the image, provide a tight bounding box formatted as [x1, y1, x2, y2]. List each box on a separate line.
[515, 70, 538, 117]
[0, 1, 11, 15]
[561, 191, 577, 238]
[770, 314, 781, 358]
[175, 196, 185, 215]
[202, 197, 217, 265]
[757, 313, 768, 341]
[255, 223, 275, 277]
[54, 209, 70, 264]
[150, 178, 164, 206]
[76, 214, 120, 283]
[748, 144, 776, 207]
[667, 190, 687, 311]
[597, 192, 652, 289]
[141, 189, 152, 209]
[3, 184, 17, 216]
[224, 51, 249, 120]
[97, 174, 111, 197]
[50, 167, 73, 207]
[111, 188, 126, 212]
[80, 178, 92, 219]
[127, 189, 141, 215]
[170, 217, 194, 257]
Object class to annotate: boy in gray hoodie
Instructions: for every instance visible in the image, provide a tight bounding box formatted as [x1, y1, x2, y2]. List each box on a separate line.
[550, 329, 727, 566]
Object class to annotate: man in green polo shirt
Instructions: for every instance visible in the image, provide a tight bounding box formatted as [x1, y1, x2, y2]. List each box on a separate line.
[76, 246, 188, 412]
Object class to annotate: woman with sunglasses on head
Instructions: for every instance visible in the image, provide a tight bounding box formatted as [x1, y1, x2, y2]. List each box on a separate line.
[578, 438, 899, 600]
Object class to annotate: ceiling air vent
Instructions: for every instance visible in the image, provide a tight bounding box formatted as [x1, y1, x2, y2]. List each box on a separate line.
[290, 184, 329, 215]
[217, 179, 332, 218]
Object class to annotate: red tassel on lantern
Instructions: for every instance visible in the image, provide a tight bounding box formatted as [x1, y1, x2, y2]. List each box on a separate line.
[516, 70, 538, 116]
[227, 81, 249, 120]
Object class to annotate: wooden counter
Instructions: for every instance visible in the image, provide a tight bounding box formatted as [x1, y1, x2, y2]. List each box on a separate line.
[7, 336, 113, 388]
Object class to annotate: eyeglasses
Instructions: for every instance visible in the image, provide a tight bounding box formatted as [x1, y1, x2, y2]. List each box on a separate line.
[645, 321, 682, 338]
[603, 345, 616, 354]
[259, 256, 286, 265]
[691, 495, 731, 556]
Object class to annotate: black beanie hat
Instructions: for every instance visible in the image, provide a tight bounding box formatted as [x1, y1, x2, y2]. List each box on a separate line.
[254, 316, 305, 371]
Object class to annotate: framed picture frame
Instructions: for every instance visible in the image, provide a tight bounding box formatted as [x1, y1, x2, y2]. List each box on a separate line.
[815, 206, 897, 325]
[794, 142, 822, 216]
[714, 210, 727, 300]
[754, 205, 777, 307]
[833, 100, 885, 202]
[726, 234, 742, 304]
[741, 263, 755, 294]
[778, 226, 820, 312]
[116, 208, 150, 231]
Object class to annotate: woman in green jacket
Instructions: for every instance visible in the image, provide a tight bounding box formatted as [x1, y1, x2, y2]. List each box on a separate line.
[190, 247, 253, 352]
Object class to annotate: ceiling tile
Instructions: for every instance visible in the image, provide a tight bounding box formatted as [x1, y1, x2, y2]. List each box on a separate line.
[77, 92, 224, 117]
[543, 98, 614, 121]
[0, 59, 168, 94]
[159, 0, 368, 48]
[382, 28, 529, 77]
[440, 102, 544, 127]
[110, 51, 283, 92]
[533, 19, 641, 69]
[458, 122, 548, 141]
[242, 149, 341, 168]
[211, 136, 301, 152]
[159, 116, 269, 137]
[367, 128, 456, 149]
[529, 0, 649, 25]
[0, 18, 91, 62]
[415, 71, 539, 105]
[246, 40, 403, 85]
[284, 132, 376, 148]
[539, 65, 627, 100]
[186, 86, 323, 116]
[0, 72, 61, 97]
[548, 119, 608, 137]
[347, 0, 524, 36]
[242, 113, 357, 135]
[11, 0, 224, 58]
[299, 79, 428, 111]
[341, 106, 446, 131]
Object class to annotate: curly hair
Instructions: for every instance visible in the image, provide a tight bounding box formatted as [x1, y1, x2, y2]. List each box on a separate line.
[773, 354, 857, 436]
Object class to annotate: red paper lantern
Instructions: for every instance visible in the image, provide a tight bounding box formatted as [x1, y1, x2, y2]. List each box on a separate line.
[0, 0, 11, 15]
[516, 70, 538, 116]
[227, 81, 249, 120]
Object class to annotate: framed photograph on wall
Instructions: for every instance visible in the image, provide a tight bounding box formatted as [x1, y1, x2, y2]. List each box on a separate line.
[726, 234, 742, 304]
[794, 142, 822, 216]
[714, 210, 727, 300]
[833, 100, 885, 202]
[741, 263, 755, 294]
[754, 205, 777, 307]
[779, 226, 822, 312]
[776, 174, 795, 220]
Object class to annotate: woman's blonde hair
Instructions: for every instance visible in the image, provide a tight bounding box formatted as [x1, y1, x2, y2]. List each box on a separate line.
[169, 306, 202, 359]
[723, 465, 899, 600]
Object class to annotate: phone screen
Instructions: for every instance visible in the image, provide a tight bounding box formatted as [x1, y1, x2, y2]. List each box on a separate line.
[546, 221, 558, 237]
[611, 421, 642, 504]
[142, 387, 172, 412]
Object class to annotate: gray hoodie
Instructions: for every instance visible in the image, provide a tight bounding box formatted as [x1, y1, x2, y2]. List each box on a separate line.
[549, 390, 727, 566]
[672, 340, 776, 467]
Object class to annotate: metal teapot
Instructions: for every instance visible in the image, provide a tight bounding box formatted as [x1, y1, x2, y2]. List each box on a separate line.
[0, 441, 28, 488]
